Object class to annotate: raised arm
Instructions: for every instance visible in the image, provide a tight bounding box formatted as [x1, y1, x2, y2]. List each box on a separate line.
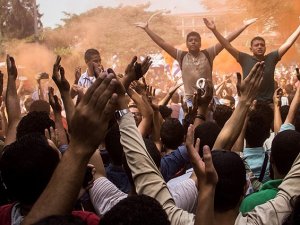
[52, 56, 74, 128]
[278, 19, 300, 58]
[213, 62, 264, 150]
[135, 18, 177, 59]
[273, 88, 283, 133]
[159, 82, 183, 106]
[203, 18, 257, 60]
[5, 55, 21, 145]
[22, 73, 118, 225]
[284, 81, 300, 125]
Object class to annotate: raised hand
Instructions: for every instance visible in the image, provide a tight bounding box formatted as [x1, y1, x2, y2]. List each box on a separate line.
[237, 62, 264, 104]
[123, 56, 152, 90]
[134, 21, 148, 29]
[48, 87, 62, 113]
[70, 73, 118, 150]
[52, 56, 70, 92]
[6, 55, 18, 80]
[186, 125, 218, 188]
[74, 67, 81, 84]
[243, 18, 258, 26]
[203, 18, 216, 30]
[45, 127, 60, 148]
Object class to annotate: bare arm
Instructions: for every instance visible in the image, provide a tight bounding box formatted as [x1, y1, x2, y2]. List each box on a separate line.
[48, 87, 68, 146]
[273, 88, 283, 133]
[22, 73, 118, 225]
[278, 20, 300, 58]
[159, 83, 183, 106]
[5, 55, 21, 145]
[89, 149, 106, 179]
[135, 20, 177, 59]
[0, 103, 8, 139]
[213, 62, 264, 150]
[285, 82, 300, 125]
[52, 56, 75, 129]
[204, 18, 257, 60]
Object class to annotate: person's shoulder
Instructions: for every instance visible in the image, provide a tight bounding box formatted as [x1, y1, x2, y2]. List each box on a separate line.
[0, 203, 14, 225]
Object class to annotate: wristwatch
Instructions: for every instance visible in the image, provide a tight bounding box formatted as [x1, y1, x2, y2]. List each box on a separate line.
[115, 109, 130, 120]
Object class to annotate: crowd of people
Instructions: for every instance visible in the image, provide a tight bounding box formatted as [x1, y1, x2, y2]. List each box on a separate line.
[0, 15, 299, 225]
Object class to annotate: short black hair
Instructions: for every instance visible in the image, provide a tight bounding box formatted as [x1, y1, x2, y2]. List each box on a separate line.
[186, 31, 201, 42]
[84, 48, 100, 63]
[271, 130, 300, 176]
[16, 111, 55, 140]
[245, 103, 273, 147]
[0, 134, 60, 205]
[160, 118, 184, 150]
[32, 215, 87, 225]
[158, 105, 172, 119]
[213, 105, 233, 128]
[194, 122, 221, 157]
[100, 195, 170, 225]
[212, 150, 246, 212]
[250, 36, 265, 46]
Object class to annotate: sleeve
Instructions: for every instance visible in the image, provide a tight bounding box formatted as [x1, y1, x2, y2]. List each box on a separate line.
[206, 46, 217, 61]
[160, 145, 190, 182]
[237, 51, 249, 64]
[168, 178, 198, 213]
[89, 177, 127, 216]
[118, 113, 195, 225]
[235, 152, 300, 225]
[279, 123, 295, 132]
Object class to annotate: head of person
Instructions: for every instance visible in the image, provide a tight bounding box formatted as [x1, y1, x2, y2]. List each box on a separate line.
[213, 105, 233, 128]
[0, 134, 60, 206]
[194, 121, 221, 157]
[212, 150, 247, 212]
[271, 130, 300, 179]
[245, 103, 273, 147]
[29, 100, 51, 115]
[84, 48, 101, 71]
[16, 111, 55, 140]
[100, 195, 170, 225]
[222, 95, 235, 109]
[250, 36, 266, 57]
[186, 31, 201, 53]
[158, 105, 172, 119]
[129, 104, 142, 126]
[171, 92, 180, 104]
[160, 118, 184, 150]
[280, 78, 287, 89]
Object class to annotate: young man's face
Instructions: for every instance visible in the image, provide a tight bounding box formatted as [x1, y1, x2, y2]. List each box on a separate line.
[250, 40, 266, 57]
[87, 54, 102, 70]
[186, 35, 201, 52]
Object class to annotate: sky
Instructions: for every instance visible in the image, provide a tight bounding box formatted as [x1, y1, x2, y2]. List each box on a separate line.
[37, 0, 205, 28]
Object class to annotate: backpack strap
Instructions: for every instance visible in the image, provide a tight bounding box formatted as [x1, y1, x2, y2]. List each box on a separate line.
[258, 152, 269, 182]
[179, 50, 212, 70]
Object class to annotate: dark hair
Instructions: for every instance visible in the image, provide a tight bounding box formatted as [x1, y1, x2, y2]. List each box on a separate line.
[159, 105, 172, 119]
[0, 134, 60, 204]
[212, 150, 246, 212]
[186, 31, 201, 42]
[104, 124, 123, 166]
[271, 130, 300, 176]
[29, 100, 51, 115]
[160, 118, 184, 150]
[100, 195, 170, 225]
[32, 215, 87, 225]
[16, 111, 55, 140]
[250, 36, 265, 46]
[213, 105, 233, 128]
[223, 95, 235, 107]
[194, 122, 221, 157]
[84, 48, 100, 63]
[245, 103, 273, 147]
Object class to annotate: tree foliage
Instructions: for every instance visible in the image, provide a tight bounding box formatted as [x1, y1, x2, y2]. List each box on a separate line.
[0, 0, 43, 39]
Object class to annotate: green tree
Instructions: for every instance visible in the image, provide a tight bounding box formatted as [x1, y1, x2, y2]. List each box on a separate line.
[0, 0, 43, 39]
